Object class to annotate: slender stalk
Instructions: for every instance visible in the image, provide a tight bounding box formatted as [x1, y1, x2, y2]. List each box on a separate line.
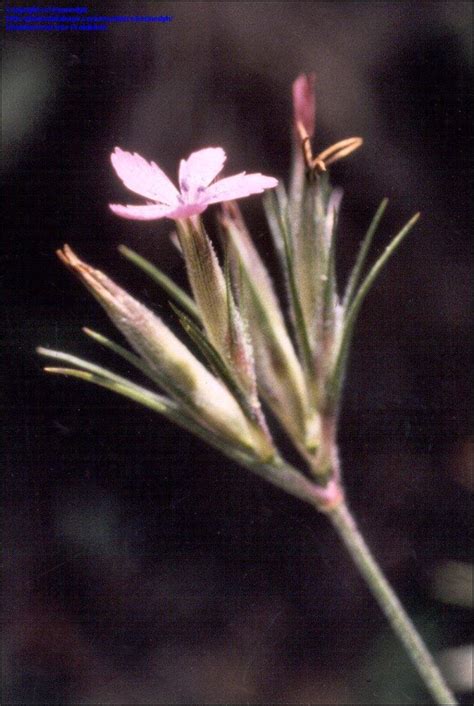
[328, 500, 458, 705]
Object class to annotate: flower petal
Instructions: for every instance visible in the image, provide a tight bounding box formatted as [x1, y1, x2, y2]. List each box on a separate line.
[109, 200, 208, 221]
[162, 202, 209, 219]
[109, 203, 176, 220]
[111, 148, 179, 205]
[203, 173, 278, 205]
[178, 147, 226, 195]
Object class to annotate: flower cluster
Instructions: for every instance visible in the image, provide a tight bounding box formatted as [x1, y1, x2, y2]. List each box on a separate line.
[38, 77, 460, 706]
[39, 75, 418, 509]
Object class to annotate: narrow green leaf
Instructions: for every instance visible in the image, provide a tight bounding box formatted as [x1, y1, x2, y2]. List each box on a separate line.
[44, 366, 319, 502]
[83, 326, 228, 417]
[37, 343, 194, 413]
[38, 348, 191, 414]
[263, 188, 290, 288]
[169, 302, 254, 420]
[327, 212, 420, 409]
[43, 366, 171, 413]
[82, 327, 161, 383]
[37, 347, 139, 386]
[169, 303, 224, 373]
[118, 244, 200, 322]
[45, 362, 264, 467]
[343, 198, 389, 309]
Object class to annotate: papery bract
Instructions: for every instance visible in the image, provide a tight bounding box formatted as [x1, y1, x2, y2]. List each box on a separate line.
[109, 147, 278, 221]
[54, 245, 271, 457]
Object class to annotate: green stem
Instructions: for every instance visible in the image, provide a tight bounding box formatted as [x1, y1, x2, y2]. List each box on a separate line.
[328, 501, 458, 705]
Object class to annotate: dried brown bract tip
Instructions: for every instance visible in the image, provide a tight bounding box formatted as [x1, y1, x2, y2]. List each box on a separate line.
[56, 243, 80, 268]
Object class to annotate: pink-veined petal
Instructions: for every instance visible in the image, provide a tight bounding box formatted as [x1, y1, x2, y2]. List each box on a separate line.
[111, 148, 179, 205]
[178, 147, 226, 196]
[109, 203, 177, 220]
[203, 173, 278, 205]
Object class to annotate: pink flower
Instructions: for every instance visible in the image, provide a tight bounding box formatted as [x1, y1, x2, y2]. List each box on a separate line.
[109, 147, 278, 221]
[292, 73, 316, 138]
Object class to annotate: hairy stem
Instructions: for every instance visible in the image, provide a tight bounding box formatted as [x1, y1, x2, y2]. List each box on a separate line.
[327, 501, 458, 705]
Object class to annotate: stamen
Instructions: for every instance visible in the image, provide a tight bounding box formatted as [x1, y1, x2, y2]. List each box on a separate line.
[296, 122, 363, 176]
[315, 137, 363, 167]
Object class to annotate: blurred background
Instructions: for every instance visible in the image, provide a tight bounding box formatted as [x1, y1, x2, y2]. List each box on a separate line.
[2, 1, 473, 703]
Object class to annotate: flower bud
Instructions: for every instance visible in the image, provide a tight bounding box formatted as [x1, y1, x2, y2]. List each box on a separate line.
[292, 73, 316, 138]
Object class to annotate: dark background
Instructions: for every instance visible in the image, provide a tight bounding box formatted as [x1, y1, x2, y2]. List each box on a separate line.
[2, 2, 473, 703]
